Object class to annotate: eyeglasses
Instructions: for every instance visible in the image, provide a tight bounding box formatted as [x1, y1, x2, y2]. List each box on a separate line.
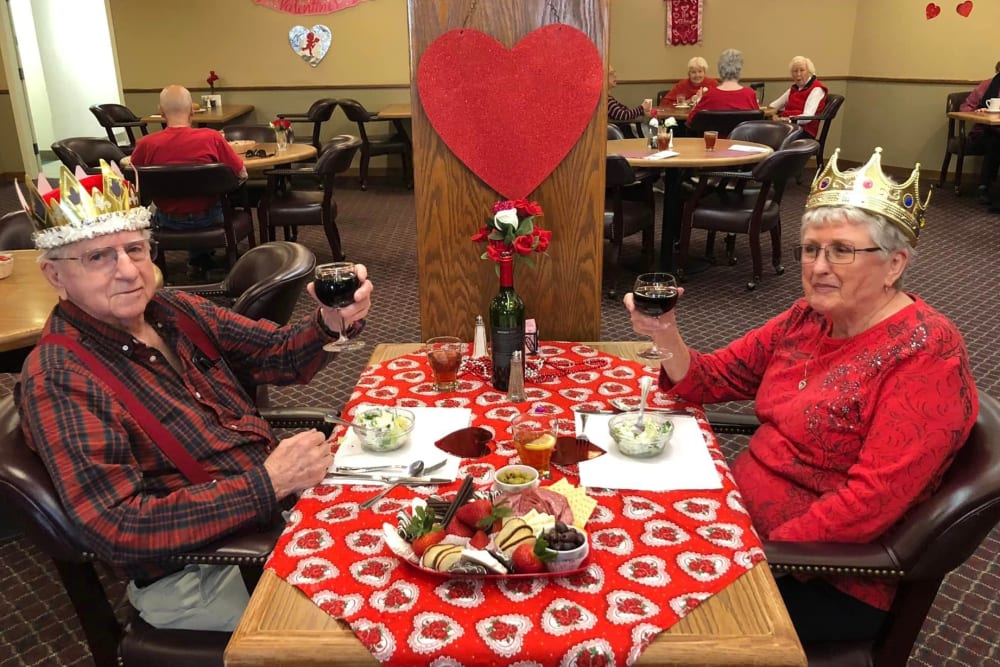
[50, 240, 158, 273]
[245, 149, 273, 159]
[794, 242, 882, 264]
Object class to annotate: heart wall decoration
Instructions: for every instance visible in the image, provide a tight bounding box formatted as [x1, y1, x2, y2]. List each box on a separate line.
[925, 3, 941, 19]
[955, 1, 973, 17]
[289, 25, 332, 67]
[416, 25, 603, 200]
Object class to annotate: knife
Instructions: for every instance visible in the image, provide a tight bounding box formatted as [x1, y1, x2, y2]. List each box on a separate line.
[325, 471, 453, 485]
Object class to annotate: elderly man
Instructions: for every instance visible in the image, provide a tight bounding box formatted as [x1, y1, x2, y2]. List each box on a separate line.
[14, 162, 371, 631]
[130, 84, 247, 276]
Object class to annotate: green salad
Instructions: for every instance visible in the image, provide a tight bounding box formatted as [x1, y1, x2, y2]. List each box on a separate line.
[609, 415, 674, 458]
[355, 408, 414, 452]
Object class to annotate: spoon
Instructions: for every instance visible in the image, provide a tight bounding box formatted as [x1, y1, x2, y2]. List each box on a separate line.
[359, 460, 425, 510]
[633, 376, 653, 435]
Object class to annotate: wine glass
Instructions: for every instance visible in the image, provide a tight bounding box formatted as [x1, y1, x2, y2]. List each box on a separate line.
[632, 272, 678, 360]
[314, 262, 365, 352]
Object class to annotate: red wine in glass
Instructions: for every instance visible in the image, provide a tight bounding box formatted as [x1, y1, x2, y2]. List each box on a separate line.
[315, 262, 365, 351]
[632, 285, 679, 316]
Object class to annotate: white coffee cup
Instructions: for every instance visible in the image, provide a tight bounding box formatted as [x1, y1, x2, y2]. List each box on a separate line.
[987, 98, 1000, 111]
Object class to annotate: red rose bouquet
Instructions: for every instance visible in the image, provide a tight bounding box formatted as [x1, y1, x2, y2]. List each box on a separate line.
[471, 199, 551, 269]
[269, 118, 292, 131]
[206, 70, 219, 94]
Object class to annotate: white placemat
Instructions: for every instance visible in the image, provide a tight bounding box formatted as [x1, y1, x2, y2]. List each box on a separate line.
[329, 406, 469, 481]
[728, 144, 769, 153]
[576, 413, 722, 492]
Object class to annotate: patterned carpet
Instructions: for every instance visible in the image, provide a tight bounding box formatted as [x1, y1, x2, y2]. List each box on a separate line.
[0, 170, 997, 665]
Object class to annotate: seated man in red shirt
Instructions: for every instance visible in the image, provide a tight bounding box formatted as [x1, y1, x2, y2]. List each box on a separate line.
[130, 85, 248, 276]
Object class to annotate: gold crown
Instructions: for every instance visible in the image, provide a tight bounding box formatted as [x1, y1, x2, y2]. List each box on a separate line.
[806, 147, 930, 246]
[16, 160, 151, 250]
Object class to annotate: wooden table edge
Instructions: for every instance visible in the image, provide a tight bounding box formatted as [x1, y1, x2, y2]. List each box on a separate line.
[225, 341, 805, 667]
[607, 137, 774, 169]
[947, 110, 1000, 125]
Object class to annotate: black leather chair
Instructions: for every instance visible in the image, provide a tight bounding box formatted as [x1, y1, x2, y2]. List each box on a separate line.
[0, 394, 328, 667]
[687, 109, 765, 139]
[708, 392, 1000, 667]
[257, 135, 361, 261]
[938, 91, 986, 194]
[337, 99, 412, 190]
[168, 241, 316, 407]
[678, 138, 818, 290]
[276, 98, 338, 150]
[0, 210, 35, 250]
[136, 164, 256, 283]
[51, 138, 128, 176]
[605, 155, 655, 271]
[729, 120, 804, 150]
[748, 82, 766, 105]
[89, 104, 149, 155]
[792, 93, 845, 172]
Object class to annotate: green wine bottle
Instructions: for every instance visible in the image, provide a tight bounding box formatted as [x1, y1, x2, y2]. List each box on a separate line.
[489, 252, 525, 391]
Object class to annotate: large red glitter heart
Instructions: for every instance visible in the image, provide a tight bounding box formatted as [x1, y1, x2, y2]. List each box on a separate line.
[417, 25, 603, 199]
[925, 2, 941, 19]
[955, 1, 973, 17]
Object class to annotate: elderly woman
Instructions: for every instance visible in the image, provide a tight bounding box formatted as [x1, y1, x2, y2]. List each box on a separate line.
[624, 148, 978, 643]
[768, 56, 828, 137]
[659, 56, 718, 106]
[686, 49, 759, 122]
[607, 65, 652, 122]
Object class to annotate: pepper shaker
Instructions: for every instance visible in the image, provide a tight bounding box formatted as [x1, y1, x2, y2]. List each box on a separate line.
[507, 350, 525, 403]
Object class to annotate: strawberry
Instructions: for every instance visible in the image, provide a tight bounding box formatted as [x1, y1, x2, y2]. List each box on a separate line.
[469, 530, 490, 550]
[511, 536, 554, 574]
[454, 499, 492, 529]
[411, 529, 445, 557]
[445, 520, 474, 538]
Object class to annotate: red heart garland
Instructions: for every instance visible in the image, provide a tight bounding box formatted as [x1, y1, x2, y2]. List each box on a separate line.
[417, 25, 603, 199]
[925, 2, 941, 19]
[956, 1, 973, 17]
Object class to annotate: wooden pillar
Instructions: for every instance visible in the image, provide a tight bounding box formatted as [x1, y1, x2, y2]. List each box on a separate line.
[409, 0, 608, 341]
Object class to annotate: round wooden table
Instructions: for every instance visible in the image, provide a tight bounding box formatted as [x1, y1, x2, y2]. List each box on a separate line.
[607, 137, 774, 271]
[0, 250, 56, 371]
[243, 142, 317, 173]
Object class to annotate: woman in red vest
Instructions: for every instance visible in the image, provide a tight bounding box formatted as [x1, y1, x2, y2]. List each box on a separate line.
[769, 56, 828, 137]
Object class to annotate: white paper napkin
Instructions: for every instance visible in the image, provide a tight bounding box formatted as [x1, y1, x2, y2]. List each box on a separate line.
[329, 406, 469, 481]
[728, 144, 769, 153]
[576, 413, 722, 491]
[647, 149, 680, 159]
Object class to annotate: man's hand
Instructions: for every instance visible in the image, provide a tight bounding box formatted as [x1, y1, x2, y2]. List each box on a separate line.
[264, 430, 332, 499]
[307, 263, 374, 334]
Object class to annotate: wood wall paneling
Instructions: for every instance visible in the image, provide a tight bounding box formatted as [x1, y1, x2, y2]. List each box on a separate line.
[408, 0, 607, 342]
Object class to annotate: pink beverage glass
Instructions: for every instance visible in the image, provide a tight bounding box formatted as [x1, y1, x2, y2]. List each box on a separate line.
[704, 131, 719, 151]
[425, 336, 465, 391]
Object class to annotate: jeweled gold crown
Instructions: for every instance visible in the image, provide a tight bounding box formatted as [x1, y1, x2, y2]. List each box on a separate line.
[15, 160, 151, 250]
[806, 147, 929, 246]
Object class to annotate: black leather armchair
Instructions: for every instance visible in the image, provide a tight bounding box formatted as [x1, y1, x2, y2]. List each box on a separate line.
[337, 98, 412, 190]
[0, 394, 326, 667]
[89, 104, 149, 155]
[707, 392, 1000, 667]
[791, 93, 845, 172]
[51, 138, 129, 176]
[276, 98, 338, 150]
[687, 109, 765, 139]
[938, 91, 986, 194]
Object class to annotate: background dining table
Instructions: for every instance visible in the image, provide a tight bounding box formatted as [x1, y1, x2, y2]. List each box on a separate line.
[0, 249, 55, 355]
[607, 137, 774, 271]
[142, 103, 255, 128]
[224, 340, 805, 667]
[242, 142, 317, 173]
[947, 109, 1000, 128]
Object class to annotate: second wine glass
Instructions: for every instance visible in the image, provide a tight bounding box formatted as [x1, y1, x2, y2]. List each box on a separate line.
[314, 262, 365, 352]
[632, 272, 678, 360]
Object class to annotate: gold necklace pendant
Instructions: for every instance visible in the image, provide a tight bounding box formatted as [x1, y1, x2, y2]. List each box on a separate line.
[798, 378, 807, 391]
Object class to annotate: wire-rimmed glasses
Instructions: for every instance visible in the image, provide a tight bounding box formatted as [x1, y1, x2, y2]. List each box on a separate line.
[49, 240, 158, 273]
[794, 243, 882, 264]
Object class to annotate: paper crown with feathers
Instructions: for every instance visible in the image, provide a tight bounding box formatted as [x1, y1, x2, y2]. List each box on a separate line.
[15, 160, 151, 250]
[806, 147, 930, 246]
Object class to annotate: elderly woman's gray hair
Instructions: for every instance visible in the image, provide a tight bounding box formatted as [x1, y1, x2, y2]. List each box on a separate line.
[789, 56, 816, 75]
[687, 56, 709, 72]
[801, 206, 915, 288]
[717, 49, 744, 82]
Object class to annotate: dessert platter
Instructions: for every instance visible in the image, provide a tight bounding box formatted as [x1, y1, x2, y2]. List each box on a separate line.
[382, 475, 597, 579]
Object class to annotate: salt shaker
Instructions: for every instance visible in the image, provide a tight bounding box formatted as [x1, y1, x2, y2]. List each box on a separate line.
[507, 351, 525, 403]
[473, 314, 487, 358]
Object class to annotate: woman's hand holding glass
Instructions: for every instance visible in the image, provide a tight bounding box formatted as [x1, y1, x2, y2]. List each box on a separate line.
[624, 282, 685, 360]
[308, 262, 373, 352]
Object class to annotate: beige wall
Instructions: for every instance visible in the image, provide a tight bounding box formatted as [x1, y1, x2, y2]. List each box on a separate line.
[110, 0, 409, 88]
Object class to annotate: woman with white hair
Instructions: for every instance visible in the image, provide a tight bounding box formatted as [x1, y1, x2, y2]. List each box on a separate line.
[659, 56, 718, 106]
[686, 49, 759, 122]
[624, 148, 977, 641]
[768, 56, 828, 137]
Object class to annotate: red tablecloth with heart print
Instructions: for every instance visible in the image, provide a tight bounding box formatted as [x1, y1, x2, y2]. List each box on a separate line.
[266, 343, 765, 666]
